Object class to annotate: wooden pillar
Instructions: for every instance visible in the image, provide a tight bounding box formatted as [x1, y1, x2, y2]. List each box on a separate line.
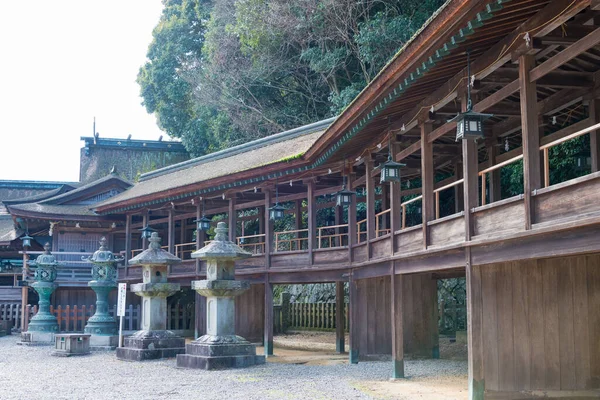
[264, 189, 272, 265]
[349, 271, 359, 363]
[347, 173, 357, 261]
[391, 272, 404, 378]
[306, 180, 316, 264]
[228, 196, 237, 242]
[519, 54, 541, 230]
[167, 209, 175, 254]
[258, 207, 264, 235]
[179, 216, 186, 249]
[335, 281, 345, 353]
[421, 122, 434, 247]
[264, 278, 274, 357]
[462, 93, 479, 241]
[380, 184, 389, 232]
[390, 143, 401, 253]
[20, 251, 28, 330]
[195, 202, 202, 274]
[454, 160, 464, 213]
[487, 145, 501, 203]
[589, 98, 600, 172]
[142, 210, 148, 249]
[466, 249, 484, 400]
[365, 157, 375, 258]
[294, 199, 303, 247]
[125, 214, 132, 268]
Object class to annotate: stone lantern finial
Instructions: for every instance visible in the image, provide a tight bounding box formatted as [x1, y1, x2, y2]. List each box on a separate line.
[43, 242, 51, 254]
[149, 232, 161, 250]
[99, 237, 107, 250]
[214, 222, 228, 241]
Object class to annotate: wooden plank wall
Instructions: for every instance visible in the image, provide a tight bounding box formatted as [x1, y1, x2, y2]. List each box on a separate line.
[476, 254, 600, 393]
[235, 283, 264, 342]
[51, 288, 141, 309]
[355, 273, 438, 357]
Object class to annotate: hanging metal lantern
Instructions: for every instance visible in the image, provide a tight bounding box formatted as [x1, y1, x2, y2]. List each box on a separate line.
[21, 233, 33, 248]
[380, 155, 406, 183]
[269, 203, 285, 220]
[335, 185, 356, 207]
[196, 216, 212, 232]
[139, 225, 156, 240]
[451, 50, 492, 141]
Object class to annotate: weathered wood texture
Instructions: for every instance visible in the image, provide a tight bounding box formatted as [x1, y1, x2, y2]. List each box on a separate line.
[394, 226, 423, 253]
[428, 215, 465, 247]
[473, 196, 525, 237]
[235, 283, 264, 342]
[354, 273, 438, 357]
[475, 254, 600, 394]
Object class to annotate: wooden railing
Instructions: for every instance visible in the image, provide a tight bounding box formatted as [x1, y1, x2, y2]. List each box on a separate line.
[288, 302, 349, 331]
[433, 179, 464, 219]
[401, 195, 422, 229]
[375, 209, 391, 237]
[357, 219, 367, 242]
[274, 229, 308, 252]
[540, 121, 600, 187]
[236, 234, 266, 254]
[317, 224, 348, 249]
[479, 154, 523, 206]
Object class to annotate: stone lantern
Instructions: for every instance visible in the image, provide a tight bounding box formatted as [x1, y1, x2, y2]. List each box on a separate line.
[23, 243, 59, 343]
[177, 222, 265, 369]
[82, 237, 123, 349]
[116, 232, 185, 361]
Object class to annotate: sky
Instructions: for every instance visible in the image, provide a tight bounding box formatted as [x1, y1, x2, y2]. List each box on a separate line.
[0, 0, 167, 182]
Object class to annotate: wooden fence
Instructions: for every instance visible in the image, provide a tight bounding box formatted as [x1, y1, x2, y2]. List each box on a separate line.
[0, 303, 193, 333]
[287, 302, 349, 331]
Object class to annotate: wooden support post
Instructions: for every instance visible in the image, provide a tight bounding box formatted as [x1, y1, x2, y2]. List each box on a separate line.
[421, 123, 434, 248]
[307, 180, 316, 265]
[295, 199, 302, 249]
[349, 271, 359, 364]
[167, 209, 175, 254]
[264, 190, 272, 266]
[264, 277, 274, 357]
[335, 281, 345, 353]
[228, 196, 237, 242]
[391, 271, 404, 379]
[258, 207, 264, 235]
[347, 173, 357, 261]
[125, 214, 132, 269]
[195, 202, 202, 274]
[589, 98, 600, 172]
[381, 184, 389, 233]
[462, 93, 478, 241]
[466, 249, 484, 400]
[179, 215, 186, 257]
[454, 160, 464, 213]
[365, 157, 375, 258]
[142, 210, 148, 249]
[519, 54, 541, 230]
[487, 145, 501, 202]
[390, 144, 401, 254]
[20, 251, 28, 331]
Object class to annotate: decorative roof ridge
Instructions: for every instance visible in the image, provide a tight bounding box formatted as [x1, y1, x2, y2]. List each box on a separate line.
[138, 117, 337, 182]
[38, 173, 132, 205]
[0, 180, 79, 190]
[81, 136, 188, 152]
[2, 186, 68, 206]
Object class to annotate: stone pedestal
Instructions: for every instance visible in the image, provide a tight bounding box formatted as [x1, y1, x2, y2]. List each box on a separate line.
[52, 333, 91, 357]
[116, 232, 185, 361]
[177, 222, 265, 370]
[21, 243, 59, 345]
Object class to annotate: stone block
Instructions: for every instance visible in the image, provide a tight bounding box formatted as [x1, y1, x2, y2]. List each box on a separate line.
[116, 330, 185, 361]
[0, 320, 10, 336]
[18, 331, 55, 345]
[52, 334, 91, 357]
[176, 353, 265, 370]
[90, 334, 119, 350]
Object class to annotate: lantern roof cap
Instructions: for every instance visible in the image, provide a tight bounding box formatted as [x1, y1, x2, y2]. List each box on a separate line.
[31, 242, 58, 267]
[84, 237, 124, 264]
[191, 222, 252, 261]
[129, 232, 181, 265]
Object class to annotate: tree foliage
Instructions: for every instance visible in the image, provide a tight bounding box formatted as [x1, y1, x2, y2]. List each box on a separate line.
[139, 0, 445, 155]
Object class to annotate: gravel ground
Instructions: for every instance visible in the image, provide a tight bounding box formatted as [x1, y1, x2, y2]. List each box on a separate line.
[0, 336, 467, 400]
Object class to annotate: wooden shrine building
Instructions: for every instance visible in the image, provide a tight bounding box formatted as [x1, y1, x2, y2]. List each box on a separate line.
[4, 0, 600, 399]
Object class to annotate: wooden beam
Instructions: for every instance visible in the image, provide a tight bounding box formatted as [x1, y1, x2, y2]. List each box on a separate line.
[307, 181, 316, 265]
[264, 278, 274, 357]
[530, 26, 600, 82]
[195, 202, 202, 274]
[349, 271, 359, 364]
[264, 189, 272, 268]
[390, 143, 401, 249]
[347, 173, 357, 262]
[421, 123, 434, 248]
[391, 272, 404, 379]
[520, 55, 541, 230]
[591, 99, 600, 173]
[396, 140, 421, 161]
[365, 158, 375, 258]
[141, 210, 148, 249]
[336, 281, 345, 354]
[228, 196, 236, 242]
[167, 209, 175, 255]
[462, 93, 478, 241]
[466, 249, 485, 399]
[124, 214, 132, 268]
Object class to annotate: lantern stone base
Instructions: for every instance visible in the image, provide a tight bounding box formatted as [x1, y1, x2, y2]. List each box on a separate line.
[89, 334, 119, 350]
[176, 335, 265, 370]
[116, 330, 185, 361]
[18, 331, 55, 345]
